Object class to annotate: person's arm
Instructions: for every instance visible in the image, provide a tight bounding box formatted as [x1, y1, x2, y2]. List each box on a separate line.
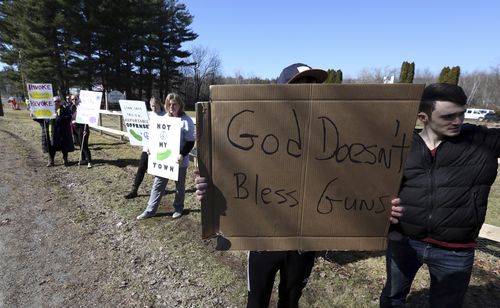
[176, 141, 194, 164]
[180, 141, 194, 157]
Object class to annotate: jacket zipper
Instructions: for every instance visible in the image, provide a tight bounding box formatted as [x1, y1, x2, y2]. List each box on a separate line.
[472, 191, 479, 232]
[425, 143, 436, 235]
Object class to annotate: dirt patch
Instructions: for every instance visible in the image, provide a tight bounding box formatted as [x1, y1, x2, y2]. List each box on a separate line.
[0, 111, 247, 307]
[0, 108, 498, 308]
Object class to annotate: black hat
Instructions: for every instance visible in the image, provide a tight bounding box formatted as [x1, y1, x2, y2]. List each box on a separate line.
[277, 63, 328, 84]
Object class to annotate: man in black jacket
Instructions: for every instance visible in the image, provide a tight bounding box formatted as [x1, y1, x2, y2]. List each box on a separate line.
[380, 83, 500, 308]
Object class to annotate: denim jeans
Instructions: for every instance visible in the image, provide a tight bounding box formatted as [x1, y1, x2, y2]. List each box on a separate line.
[144, 166, 187, 214]
[380, 234, 474, 308]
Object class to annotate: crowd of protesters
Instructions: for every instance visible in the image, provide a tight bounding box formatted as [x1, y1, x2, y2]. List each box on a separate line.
[17, 67, 497, 308]
[32, 95, 92, 168]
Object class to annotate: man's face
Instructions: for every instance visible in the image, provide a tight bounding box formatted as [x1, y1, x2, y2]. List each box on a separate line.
[425, 100, 466, 138]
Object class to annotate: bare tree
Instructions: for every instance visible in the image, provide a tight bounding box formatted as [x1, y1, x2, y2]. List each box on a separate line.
[185, 45, 221, 104]
[347, 66, 397, 84]
[413, 68, 436, 85]
[459, 71, 500, 108]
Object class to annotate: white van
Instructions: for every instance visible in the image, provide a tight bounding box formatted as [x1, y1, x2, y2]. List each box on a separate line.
[464, 108, 494, 120]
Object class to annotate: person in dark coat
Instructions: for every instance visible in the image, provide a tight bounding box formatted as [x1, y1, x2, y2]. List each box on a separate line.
[71, 94, 93, 168]
[33, 96, 75, 167]
[380, 83, 500, 308]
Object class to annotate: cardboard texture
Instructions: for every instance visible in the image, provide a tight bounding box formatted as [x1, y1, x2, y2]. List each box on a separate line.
[197, 84, 424, 251]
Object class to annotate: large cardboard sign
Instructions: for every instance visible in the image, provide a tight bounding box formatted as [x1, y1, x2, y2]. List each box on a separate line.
[76, 90, 103, 126]
[119, 99, 150, 146]
[147, 115, 182, 181]
[197, 84, 424, 251]
[27, 83, 54, 119]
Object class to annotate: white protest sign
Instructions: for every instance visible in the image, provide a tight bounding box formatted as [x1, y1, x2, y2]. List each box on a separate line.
[147, 116, 182, 181]
[119, 100, 150, 146]
[27, 83, 54, 119]
[76, 90, 103, 126]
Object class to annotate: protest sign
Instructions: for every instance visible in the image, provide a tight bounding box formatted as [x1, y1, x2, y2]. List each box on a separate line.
[147, 115, 182, 181]
[197, 84, 425, 251]
[27, 83, 54, 119]
[119, 100, 150, 146]
[76, 90, 103, 126]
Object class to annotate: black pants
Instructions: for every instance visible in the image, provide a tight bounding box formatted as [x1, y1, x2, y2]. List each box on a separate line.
[132, 151, 149, 189]
[76, 124, 91, 162]
[246, 251, 316, 308]
[49, 149, 68, 161]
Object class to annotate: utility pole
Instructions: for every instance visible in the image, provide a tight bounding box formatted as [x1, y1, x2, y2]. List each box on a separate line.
[19, 50, 28, 99]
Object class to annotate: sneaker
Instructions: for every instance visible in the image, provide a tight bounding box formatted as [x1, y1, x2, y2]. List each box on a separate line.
[124, 190, 138, 199]
[136, 212, 155, 220]
[172, 212, 182, 219]
[87, 163, 92, 169]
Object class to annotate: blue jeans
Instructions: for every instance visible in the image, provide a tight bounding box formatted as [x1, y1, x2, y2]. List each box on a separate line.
[380, 234, 474, 308]
[144, 167, 187, 214]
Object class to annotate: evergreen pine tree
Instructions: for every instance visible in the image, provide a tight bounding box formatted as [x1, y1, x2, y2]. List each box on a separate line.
[399, 61, 409, 83]
[407, 62, 415, 83]
[450, 66, 461, 85]
[335, 70, 343, 83]
[398, 61, 415, 83]
[325, 69, 335, 83]
[439, 66, 451, 83]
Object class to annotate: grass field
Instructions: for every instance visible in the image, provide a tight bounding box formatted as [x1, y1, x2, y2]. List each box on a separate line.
[1, 106, 498, 307]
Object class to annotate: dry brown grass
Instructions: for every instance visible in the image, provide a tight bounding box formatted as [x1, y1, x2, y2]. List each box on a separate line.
[1, 107, 498, 308]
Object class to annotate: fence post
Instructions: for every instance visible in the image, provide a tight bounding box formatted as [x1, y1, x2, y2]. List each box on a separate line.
[98, 112, 103, 135]
[119, 114, 124, 141]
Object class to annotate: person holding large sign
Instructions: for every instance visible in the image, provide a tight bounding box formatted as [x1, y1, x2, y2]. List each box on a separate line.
[380, 83, 500, 308]
[74, 92, 101, 169]
[194, 63, 406, 308]
[136, 93, 195, 220]
[32, 96, 75, 167]
[124, 97, 165, 199]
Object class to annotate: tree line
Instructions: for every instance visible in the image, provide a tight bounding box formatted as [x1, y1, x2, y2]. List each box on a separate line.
[1, 0, 499, 109]
[0, 0, 201, 104]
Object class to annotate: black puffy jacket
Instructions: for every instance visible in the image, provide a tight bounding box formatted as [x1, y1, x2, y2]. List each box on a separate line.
[396, 124, 500, 243]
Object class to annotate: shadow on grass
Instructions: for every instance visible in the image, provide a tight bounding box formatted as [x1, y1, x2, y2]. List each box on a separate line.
[319, 238, 500, 265]
[403, 279, 500, 308]
[477, 237, 500, 258]
[90, 158, 139, 168]
[318, 250, 385, 265]
[88, 142, 127, 151]
[153, 208, 201, 218]
[165, 187, 196, 194]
